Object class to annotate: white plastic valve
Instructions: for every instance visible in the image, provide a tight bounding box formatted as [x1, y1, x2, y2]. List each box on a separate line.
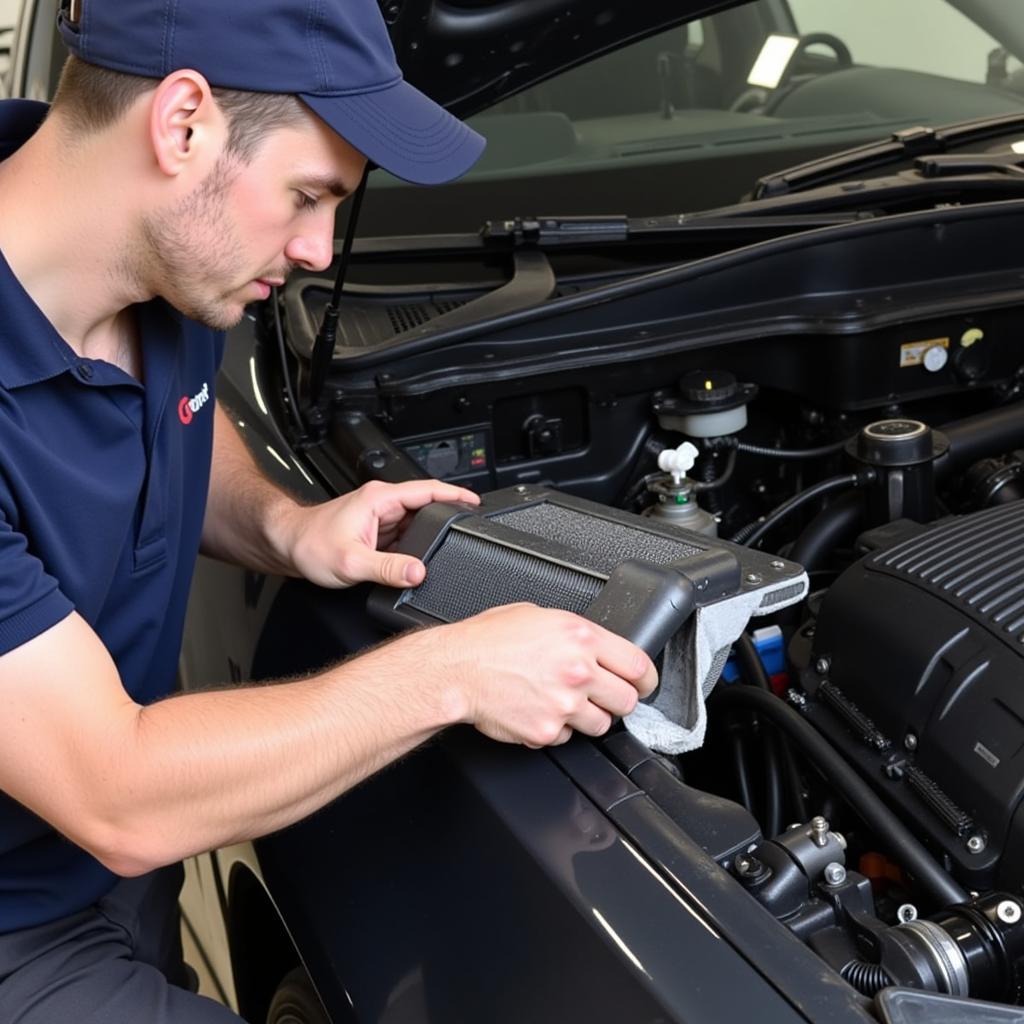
[657, 441, 700, 485]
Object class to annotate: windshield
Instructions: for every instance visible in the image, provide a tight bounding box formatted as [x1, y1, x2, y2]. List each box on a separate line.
[360, 0, 1024, 234]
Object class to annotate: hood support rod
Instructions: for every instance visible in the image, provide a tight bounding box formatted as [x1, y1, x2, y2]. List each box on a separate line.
[305, 163, 372, 432]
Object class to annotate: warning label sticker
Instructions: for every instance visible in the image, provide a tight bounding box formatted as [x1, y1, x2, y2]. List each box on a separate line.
[900, 337, 949, 368]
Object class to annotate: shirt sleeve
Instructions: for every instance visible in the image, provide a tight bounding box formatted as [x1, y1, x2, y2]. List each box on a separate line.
[0, 514, 74, 656]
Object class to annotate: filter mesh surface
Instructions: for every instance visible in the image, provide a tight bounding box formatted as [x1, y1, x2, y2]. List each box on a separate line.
[407, 530, 603, 621]
[491, 503, 702, 575]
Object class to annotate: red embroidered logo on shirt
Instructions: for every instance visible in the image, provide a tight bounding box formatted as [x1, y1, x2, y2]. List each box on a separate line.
[178, 383, 211, 425]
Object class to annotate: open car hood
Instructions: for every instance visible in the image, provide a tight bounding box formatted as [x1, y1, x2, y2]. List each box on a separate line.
[385, 0, 741, 117]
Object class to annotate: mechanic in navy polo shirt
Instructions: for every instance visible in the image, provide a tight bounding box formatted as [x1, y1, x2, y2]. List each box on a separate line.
[0, 1, 657, 1020]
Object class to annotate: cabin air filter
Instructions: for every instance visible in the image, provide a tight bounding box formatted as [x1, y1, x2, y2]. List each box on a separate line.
[368, 485, 809, 754]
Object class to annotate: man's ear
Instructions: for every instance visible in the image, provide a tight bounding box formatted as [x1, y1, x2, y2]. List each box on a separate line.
[148, 69, 223, 178]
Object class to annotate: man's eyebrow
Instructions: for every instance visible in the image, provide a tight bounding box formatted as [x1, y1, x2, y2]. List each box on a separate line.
[298, 174, 352, 198]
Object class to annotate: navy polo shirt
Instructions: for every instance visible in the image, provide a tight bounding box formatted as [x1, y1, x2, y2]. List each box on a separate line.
[0, 100, 224, 932]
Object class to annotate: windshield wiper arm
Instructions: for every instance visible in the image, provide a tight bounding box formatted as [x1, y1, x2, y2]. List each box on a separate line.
[915, 150, 1024, 178]
[481, 215, 630, 246]
[754, 111, 1024, 199]
[476, 210, 865, 250]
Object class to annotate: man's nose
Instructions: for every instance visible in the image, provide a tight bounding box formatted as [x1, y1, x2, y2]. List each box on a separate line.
[285, 215, 335, 273]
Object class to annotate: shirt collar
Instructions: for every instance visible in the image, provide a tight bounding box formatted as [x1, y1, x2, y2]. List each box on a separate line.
[0, 247, 79, 390]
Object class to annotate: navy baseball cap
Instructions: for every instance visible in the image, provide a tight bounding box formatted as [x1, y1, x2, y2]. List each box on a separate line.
[57, 0, 485, 185]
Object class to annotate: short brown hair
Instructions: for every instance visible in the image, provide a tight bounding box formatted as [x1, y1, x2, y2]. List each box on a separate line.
[50, 55, 308, 161]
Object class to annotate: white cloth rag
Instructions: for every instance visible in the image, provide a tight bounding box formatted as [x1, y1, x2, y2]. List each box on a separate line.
[624, 574, 808, 754]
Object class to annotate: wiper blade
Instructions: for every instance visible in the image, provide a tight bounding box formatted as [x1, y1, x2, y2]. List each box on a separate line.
[754, 111, 1024, 199]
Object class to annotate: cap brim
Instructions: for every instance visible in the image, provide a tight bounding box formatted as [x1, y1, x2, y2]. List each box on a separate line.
[301, 79, 485, 186]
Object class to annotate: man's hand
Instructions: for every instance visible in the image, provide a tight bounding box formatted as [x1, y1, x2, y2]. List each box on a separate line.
[270, 479, 479, 589]
[429, 603, 659, 748]
[204, 404, 480, 580]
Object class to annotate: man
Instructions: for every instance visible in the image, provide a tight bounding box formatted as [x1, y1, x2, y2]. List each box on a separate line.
[0, 1, 657, 1020]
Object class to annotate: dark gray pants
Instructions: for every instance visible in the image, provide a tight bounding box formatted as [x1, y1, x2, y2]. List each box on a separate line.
[0, 865, 243, 1023]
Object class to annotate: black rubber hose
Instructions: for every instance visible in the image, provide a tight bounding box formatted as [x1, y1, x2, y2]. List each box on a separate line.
[696, 454, 722, 515]
[622, 472, 661, 510]
[694, 446, 737, 492]
[939, 402, 1024, 482]
[787, 490, 865, 574]
[778, 736, 809, 824]
[737, 439, 849, 459]
[736, 634, 804, 828]
[840, 960, 893, 997]
[729, 727, 754, 812]
[714, 687, 968, 907]
[761, 725, 784, 839]
[730, 470, 875, 549]
[735, 635, 773, 693]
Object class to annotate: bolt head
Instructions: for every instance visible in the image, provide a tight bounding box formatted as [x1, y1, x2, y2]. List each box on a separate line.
[967, 834, 987, 854]
[770, 560, 786, 570]
[824, 862, 847, 886]
[815, 657, 831, 675]
[904, 733, 918, 752]
[745, 573, 763, 585]
[998, 900, 1022, 925]
[897, 903, 918, 923]
[735, 854, 762, 877]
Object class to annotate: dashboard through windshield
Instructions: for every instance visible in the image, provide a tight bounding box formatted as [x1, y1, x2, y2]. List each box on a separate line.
[363, 0, 1024, 232]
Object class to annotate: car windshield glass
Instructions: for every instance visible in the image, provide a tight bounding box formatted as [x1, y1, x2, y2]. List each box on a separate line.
[361, 0, 1024, 233]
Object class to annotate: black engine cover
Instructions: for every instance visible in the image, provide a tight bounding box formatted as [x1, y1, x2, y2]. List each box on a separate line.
[809, 501, 1024, 890]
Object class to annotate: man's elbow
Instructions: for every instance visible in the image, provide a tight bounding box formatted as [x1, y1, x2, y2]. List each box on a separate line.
[78, 819, 177, 878]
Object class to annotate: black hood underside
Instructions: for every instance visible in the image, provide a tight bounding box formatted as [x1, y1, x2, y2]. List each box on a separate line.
[384, 0, 739, 117]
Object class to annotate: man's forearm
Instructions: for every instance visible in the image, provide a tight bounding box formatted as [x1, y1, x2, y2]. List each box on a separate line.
[201, 401, 301, 575]
[111, 628, 463, 873]
[0, 613, 466, 878]
[1, 605, 653, 879]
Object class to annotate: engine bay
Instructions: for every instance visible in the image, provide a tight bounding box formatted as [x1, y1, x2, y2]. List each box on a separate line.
[263, 176, 1024, 1018]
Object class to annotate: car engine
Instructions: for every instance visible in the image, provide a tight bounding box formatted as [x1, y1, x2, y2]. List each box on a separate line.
[368, 375, 1024, 1013]
[279, 193, 1024, 1017]
[652, 399, 1024, 1010]
[349, 370, 1024, 1012]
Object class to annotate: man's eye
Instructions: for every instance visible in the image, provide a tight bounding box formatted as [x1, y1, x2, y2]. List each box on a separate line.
[296, 192, 320, 211]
